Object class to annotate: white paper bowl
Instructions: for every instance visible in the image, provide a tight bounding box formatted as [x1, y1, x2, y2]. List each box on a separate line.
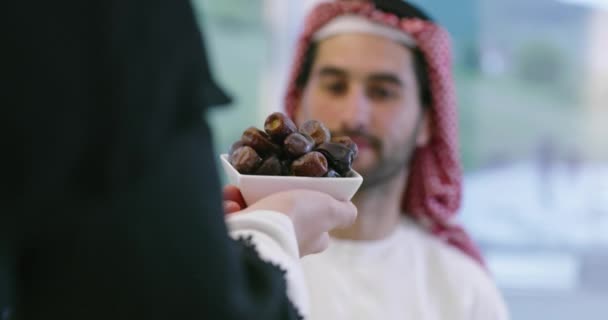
[220, 154, 363, 205]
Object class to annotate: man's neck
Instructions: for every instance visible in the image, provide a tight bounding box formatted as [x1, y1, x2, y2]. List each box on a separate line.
[330, 168, 408, 241]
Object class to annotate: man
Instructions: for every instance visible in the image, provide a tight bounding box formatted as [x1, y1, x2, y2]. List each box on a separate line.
[283, 0, 509, 319]
[0, 0, 356, 319]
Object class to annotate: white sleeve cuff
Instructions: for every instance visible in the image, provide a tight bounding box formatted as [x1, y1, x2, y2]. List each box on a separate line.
[226, 210, 309, 318]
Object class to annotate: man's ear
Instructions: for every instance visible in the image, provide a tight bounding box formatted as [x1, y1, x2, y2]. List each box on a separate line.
[415, 110, 431, 147]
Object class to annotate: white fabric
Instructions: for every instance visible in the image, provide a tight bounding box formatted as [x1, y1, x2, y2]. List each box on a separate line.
[313, 14, 417, 47]
[301, 217, 510, 320]
[226, 210, 310, 318]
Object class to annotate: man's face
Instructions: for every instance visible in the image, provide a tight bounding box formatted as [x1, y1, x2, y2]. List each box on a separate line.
[295, 33, 430, 188]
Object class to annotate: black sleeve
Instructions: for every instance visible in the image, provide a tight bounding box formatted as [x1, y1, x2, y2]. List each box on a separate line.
[0, 1, 301, 319]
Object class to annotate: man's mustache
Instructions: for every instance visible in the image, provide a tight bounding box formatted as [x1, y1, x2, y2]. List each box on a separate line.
[331, 128, 382, 153]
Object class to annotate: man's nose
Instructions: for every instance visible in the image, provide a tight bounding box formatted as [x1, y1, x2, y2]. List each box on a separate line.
[340, 85, 371, 130]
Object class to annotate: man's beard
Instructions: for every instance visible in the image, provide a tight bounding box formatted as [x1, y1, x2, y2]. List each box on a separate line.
[333, 122, 422, 191]
[357, 134, 418, 190]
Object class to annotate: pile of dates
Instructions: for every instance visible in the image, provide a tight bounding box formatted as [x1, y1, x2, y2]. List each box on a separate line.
[229, 112, 358, 177]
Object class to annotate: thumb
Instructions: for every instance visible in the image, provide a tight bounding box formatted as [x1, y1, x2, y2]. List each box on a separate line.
[331, 200, 358, 229]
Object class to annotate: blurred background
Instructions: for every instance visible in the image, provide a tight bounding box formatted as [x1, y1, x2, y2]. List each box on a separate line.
[194, 0, 608, 318]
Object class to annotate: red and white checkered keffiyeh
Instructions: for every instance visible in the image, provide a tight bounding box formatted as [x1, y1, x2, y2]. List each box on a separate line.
[284, 1, 485, 267]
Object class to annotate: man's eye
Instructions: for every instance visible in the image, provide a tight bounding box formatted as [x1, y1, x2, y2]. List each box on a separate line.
[324, 82, 347, 95]
[368, 86, 395, 100]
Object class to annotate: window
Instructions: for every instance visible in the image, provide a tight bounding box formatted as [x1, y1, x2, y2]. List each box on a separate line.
[198, 1, 608, 318]
[418, 1, 608, 318]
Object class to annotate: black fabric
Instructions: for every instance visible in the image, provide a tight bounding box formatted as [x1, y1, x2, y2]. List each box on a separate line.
[0, 0, 298, 319]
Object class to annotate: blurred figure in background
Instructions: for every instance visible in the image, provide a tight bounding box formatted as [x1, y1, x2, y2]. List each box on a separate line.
[283, 0, 509, 318]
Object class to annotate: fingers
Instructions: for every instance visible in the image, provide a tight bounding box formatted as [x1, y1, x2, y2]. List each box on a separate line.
[237, 189, 357, 257]
[275, 190, 357, 230]
[223, 200, 243, 214]
[222, 185, 239, 200]
[223, 185, 247, 209]
[328, 199, 358, 229]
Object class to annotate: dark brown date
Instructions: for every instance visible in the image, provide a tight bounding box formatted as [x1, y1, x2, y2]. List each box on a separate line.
[264, 112, 298, 144]
[331, 136, 359, 158]
[228, 140, 246, 156]
[284, 132, 314, 158]
[229, 146, 262, 174]
[291, 151, 328, 177]
[315, 142, 354, 175]
[241, 127, 280, 156]
[281, 159, 293, 175]
[255, 155, 283, 176]
[299, 120, 331, 146]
